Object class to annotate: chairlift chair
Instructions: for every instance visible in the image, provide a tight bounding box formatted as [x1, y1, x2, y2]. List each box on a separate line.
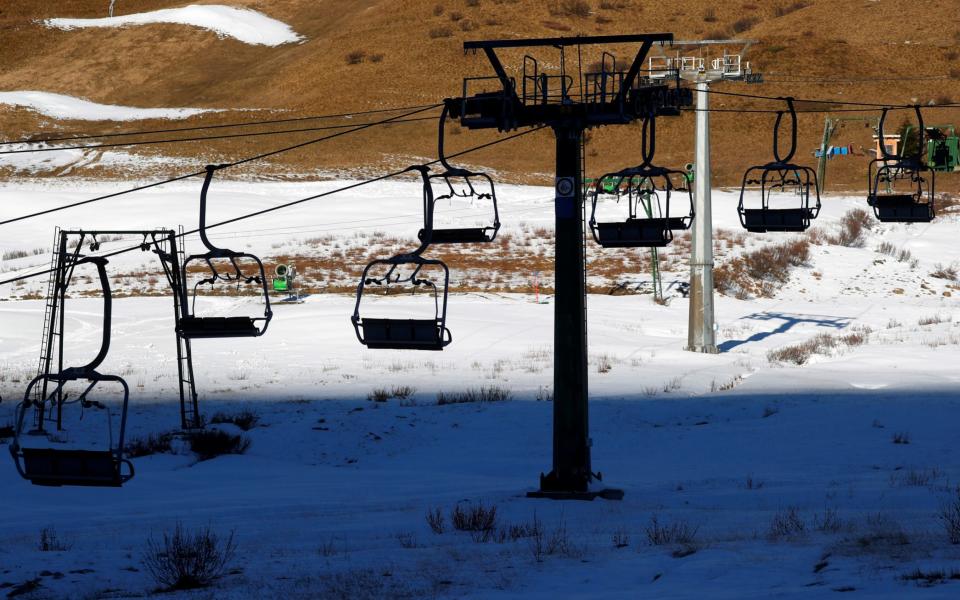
[738, 98, 821, 233]
[177, 165, 273, 339]
[417, 106, 501, 245]
[9, 256, 134, 487]
[867, 107, 935, 223]
[589, 114, 694, 247]
[351, 251, 451, 351]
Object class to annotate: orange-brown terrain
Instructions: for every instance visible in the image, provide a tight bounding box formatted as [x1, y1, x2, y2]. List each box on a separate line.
[0, 0, 958, 189]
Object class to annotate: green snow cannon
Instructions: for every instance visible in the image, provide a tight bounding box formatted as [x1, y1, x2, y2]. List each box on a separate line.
[273, 264, 290, 292]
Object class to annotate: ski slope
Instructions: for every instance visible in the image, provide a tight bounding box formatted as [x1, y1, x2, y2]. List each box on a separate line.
[44, 5, 304, 46]
[1, 180, 959, 598]
[0, 91, 224, 121]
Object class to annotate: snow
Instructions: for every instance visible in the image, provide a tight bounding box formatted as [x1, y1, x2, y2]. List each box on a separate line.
[0, 91, 223, 121]
[44, 5, 304, 46]
[1, 180, 959, 597]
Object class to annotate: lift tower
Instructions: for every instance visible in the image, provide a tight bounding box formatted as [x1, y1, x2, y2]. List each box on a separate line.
[448, 34, 690, 499]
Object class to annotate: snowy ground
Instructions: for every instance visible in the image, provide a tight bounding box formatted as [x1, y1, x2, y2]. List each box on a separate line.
[0, 91, 227, 121]
[44, 5, 303, 46]
[1, 180, 959, 598]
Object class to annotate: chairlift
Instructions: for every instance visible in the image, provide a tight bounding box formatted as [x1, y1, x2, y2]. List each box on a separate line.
[738, 97, 821, 232]
[589, 114, 694, 247]
[352, 227, 451, 350]
[417, 106, 501, 245]
[9, 256, 134, 487]
[177, 165, 273, 339]
[867, 106, 935, 223]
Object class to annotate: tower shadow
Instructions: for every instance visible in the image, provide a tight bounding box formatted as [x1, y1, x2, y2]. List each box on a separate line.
[718, 311, 852, 352]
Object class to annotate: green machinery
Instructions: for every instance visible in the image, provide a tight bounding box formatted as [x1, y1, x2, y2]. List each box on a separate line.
[586, 164, 694, 302]
[818, 117, 958, 193]
[921, 125, 959, 172]
[816, 116, 879, 194]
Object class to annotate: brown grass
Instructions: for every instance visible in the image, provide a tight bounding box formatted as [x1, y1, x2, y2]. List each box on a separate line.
[714, 238, 810, 298]
[2, 0, 959, 194]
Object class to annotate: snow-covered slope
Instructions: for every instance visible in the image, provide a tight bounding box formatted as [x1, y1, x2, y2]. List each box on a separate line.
[0, 180, 959, 597]
[0, 91, 223, 121]
[44, 5, 304, 46]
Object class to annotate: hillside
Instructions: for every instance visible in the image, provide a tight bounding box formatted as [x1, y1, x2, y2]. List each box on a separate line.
[1, 0, 959, 189]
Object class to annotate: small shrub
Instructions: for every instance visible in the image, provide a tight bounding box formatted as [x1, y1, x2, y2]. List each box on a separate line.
[769, 506, 805, 539]
[931, 263, 958, 281]
[142, 524, 236, 591]
[187, 430, 250, 461]
[731, 16, 759, 33]
[703, 7, 718, 22]
[126, 432, 174, 458]
[857, 513, 909, 549]
[429, 26, 453, 38]
[437, 386, 511, 405]
[345, 50, 366, 65]
[367, 388, 390, 402]
[396, 532, 418, 548]
[918, 314, 949, 326]
[901, 568, 960, 586]
[451, 502, 498, 540]
[369, 53, 384, 63]
[892, 431, 911, 445]
[38, 527, 72, 552]
[813, 508, 844, 533]
[209, 410, 259, 431]
[939, 487, 960, 544]
[426, 507, 445, 534]
[774, 1, 809, 17]
[827, 208, 872, 247]
[645, 515, 698, 546]
[530, 518, 583, 560]
[715, 238, 810, 298]
[550, 0, 592, 18]
[612, 528, 630, 548]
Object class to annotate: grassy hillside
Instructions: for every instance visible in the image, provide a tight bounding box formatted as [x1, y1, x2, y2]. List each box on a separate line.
[1, 0, 958, 189]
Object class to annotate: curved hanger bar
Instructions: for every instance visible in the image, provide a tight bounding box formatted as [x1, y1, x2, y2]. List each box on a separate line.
[639, 113, 656, 169]
[73, 256, 112, 375]
[438, 104, 459, 173]
[876, 108, 893, 161]
[198, 164, 231, 255]
[405, 164, 435, 255]
[877, 105, 926, 165]
[772, 97, 798, 164]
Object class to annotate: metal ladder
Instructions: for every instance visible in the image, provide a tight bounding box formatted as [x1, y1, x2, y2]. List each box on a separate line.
[32, 228, 63, 428]
[580, 136, 589, 340]
[172, 227, 201, 429]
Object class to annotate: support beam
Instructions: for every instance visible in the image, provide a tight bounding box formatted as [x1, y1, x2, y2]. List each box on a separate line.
[686, 79, 719, 354]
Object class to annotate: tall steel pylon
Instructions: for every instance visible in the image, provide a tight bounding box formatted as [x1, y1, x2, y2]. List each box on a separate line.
[448, 34, 691, 499]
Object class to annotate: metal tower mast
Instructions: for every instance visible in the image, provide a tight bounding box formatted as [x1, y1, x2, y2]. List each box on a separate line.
[661, 40, 759, 354]
[449, 34, 691, 499]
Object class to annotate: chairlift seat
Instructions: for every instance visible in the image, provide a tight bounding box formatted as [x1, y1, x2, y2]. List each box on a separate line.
[870, 194, 934, 223]
[418, 227, 494, 244]
[741, 208, 814, 233]
[19, 448, 132, 487]
[594, 217, 687, 248]
[357, 318, 450, 350]
[177, 316, 260, 339]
